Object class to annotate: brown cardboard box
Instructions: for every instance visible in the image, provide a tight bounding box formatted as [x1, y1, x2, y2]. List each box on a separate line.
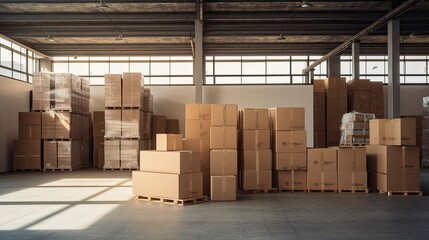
[347, 79, 370, 91]
[133, 171, 203, 199]
[324, 77, 346, 90]
[326, 99, 347, 117]
[122, 72, 143, 108]
[151, 115, 167, 150]
[93, 111, 105, 124]
[120, 140, 140, 169]
[369, 81, 384, 99]
[210, 150, 237, 175]
[326, 89, 347, 99]
[272, 130, 307, 153]
[326, 116, 342, 131]
[392, 118, 416, 146]
[105, 74, 122, 107]
[366, 145, 420, 175]
[143, 88, 153, 112]
[239, 130, 270, 150]
[211, 104, 238, 126]
[307, 148, 337, 172]
[57, 141, 81, 169]
[185, 119, 211, 140]
[269, 108, 305, 131]
[338, 172, 367, 190]
[273, 152, 306, 170]
[314, 131, 326, 148]
[239, 108, 269, 130]
[93, 136, 104, 149]
[104, 140, 120, 169]
[241, 170, 272, 190]
[334, 147, 366, 172]
[211, 176, 236, 201]
[313, 80, 325, 93]
[348, 91, 370, 101]
[369, 119, 389, 145]
[183, 139, 210, 169]
[43, 140, 57, 169]
[41, 112, 55, 139]
[19, 112, 42, 140]
[13, 140, 41, 170]
[141, 139, 151, 150]
[55, 112, 77, 139]
[105, 110, 122, 138]
[140, 151, 200, 174]
[156, 134, 183, 151]
[307, 171, 338, 191]
[326, 131, 341, 146]
[376, 172, 420, 192]
[166, 119, 180, 134]
[202, 169, 210, 196]
[239, 150, 272, 171]
[142, 111, 152, 140]
[122, 109, 143, 138]
[210, 126, 237, 149]
[98, 148, 105, 168]
[186, 104, 212, 120]
[273, 170, 307, 191]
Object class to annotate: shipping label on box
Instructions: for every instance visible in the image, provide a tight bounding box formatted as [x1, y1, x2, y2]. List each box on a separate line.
[338, 171, 367, 190]
[273, 170, 307, 191]
[241, 170, 272, 190]
[185, 119, 211, 140]
[239, 108, 269, 130]
[210, 126, 237, 149]
[156, 134, 183, 151]
[307, 148, 337, 172]
[211, 176, 236, 201]
[274, 152, 307, 170]
[307, 171, 338, 191]
[19, 112, 42, 140]
[239, 130, 270, 150]
[183, 139, 210, 169]
[269, 108, 305, 131]
[273, 130, 307, 153]
[140, 150, 200, 174]
[210, 150, 237, 176]
[239, 150, 272, 171]
[186, 104, 212, 120]
[211, 104, 238, 126]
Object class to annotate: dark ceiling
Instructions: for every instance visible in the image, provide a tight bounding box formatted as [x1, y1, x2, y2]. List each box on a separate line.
[0, 0, 428, 56]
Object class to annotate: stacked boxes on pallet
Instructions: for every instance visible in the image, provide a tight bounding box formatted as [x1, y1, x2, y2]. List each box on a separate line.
[151, 115, 167, 150]
[340, 111, 374, 146]
[347, 79, 370, 113]
[104, 73, 151, 170]
[325, 77, 347, 146]
[307, 148, 337, 192]
[210, 104, 238, 201]
[238, 108, 272, 191]
[92, 111, 105, 168]
[369, 82, 384, 118]
[423, 97, 429, 167]
[270, 108, 307, 192]
[367, 118, 420, 193]
[401, 115, 422, 163]
[183, 104, 212, 196]
[313, 80, 326, 148]
[13, 112, 42, 170]
[334, 147, 367, 192]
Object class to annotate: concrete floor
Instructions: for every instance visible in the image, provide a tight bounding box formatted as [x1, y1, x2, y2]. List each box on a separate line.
[0, 169, 429, 240]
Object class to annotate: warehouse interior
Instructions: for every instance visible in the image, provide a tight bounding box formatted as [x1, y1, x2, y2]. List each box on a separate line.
[1, 0, 429, 239]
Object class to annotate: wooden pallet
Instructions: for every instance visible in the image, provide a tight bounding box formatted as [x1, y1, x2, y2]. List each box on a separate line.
[384, 191, 423, 196]
[241, 188, 278, 194]
[103, 168, 138, 171]
[33, 109, 91, 116]
[339, 143, 366, 147]
[338, 189, 369, 193]
[44, 165, 82, 172]
[277, 189, 307, 193]
[307, 189, 337, 193]
[136, 195, 209, 206]
[14, 169, 43, 172]
[44, 139, 80, 141]
[104, 137, 141, 141]
[105, 107, 142, 110]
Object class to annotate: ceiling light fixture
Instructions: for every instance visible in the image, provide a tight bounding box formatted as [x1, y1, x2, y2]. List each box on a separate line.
[277, 34, 286, 41]
[301, 0, 314, 8]
[116, 34, 124, 41]
[46, 35, 54, 42]
[96, 0, 109, 9]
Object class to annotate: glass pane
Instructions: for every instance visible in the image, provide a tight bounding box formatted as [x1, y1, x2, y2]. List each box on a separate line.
[205, 61, 213, 75]
[366, 56, 384, 60]
[130, 62, 149, 75]
[405, 76, 426, 84]
[341, 61, 351, 75]
[310, 55, 323, 60]
[171, 77, 193, 84]
[267, 56, 289, 60]
[90, 56, 109, 61]
[11, 43, 20, 51]
[90, 77, 105, 85]
[367, 76, 385, 82]
[171, 56, 192, 61]
[28, 58, 34, 74]
[215, 77, 241, 84]
[267, 61, 290, 74]
[400, 61, 405, 74]
[151, 56, 169, 61]
[53, 57, 68, 61]
[13, 52, 22, 71]
[1, 47, 12, 68]
[69, 56, 89, 61]
[29, 75, 33, 83]
[215, 62, 241, 75]
[341, 55, 351, 60]
[205, 76, 214, 84]
[150, 77, 170, 84]
[291, 61, 307, 74]
[171, 62, 192, 75]
[0, 67, 12, 77]
[242, 76, 266, 84]
[292, 76, 305, 84]
[242, 56, 265, 60]
[367, 61, 384, 75]
[143, 77, 150, 85]
[205, 56, 213, 61]
[360, 62, 366, 75]
[110, 62, 129, 74]
[405, 56, 426, 60]
[53, 62, 68, 73]
[69, 62, 89, 76]
[267, 76, 289, 84]
[215, 56, 241, 60]
[130, 56, 150, 61]
[21, 54, 27, 72]
[110, 56, 129, 61]
[13, 71, 22, 80]
[151, 62, 169, 75]
[291, 56, 308, 60]
[0, 37, 11, 47]
[320, 61, 327, 75]
[400, 76, 405, 84]
[90, 62, 109, 76]
[242, 61, 265, 75]
[406, 61, 427, 74]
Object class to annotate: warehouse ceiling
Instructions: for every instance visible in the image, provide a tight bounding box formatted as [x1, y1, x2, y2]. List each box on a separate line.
[0, 0, 429, 56]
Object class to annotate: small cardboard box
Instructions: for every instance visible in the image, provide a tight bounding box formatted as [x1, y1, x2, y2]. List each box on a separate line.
[210, 150, 237, 176]
[185, 119, 211, 140]
[307, 171, 338, 191]
[239, 150, 272, 171]
[186, 104, 212, 120]
[19, 112, 42, 140]
[166, 119, 180, 134]
[133, 171, 203, 199]
[140, 151, 200, 174]
[211, 104, 238, 126]
[272, 130, 307, 153]
[93, 111, 105, 124]
[307, 148, 337, 172]
[269, 107, 305, 131]
[333, 147, 366, 172]
[152, 115, 167, 134]
[273, 152, 307, 170]
[210, 126, 237, 149]
[241, 170, 272, 190]
[376, 172, 420, 192]
[105, 74, 122, 107]
[338, 171, 367, 190]
[13, 140, 41, 170]
[156, 134, 183, 151]
[239, 108, 269, 130]
[239, 130, 270, 150]
[273, 170, 307, 191]
[211, 176, 236, 201]
[183, 139, 210, 169]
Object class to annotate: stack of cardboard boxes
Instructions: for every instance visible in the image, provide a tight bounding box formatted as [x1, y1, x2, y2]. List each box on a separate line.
[347, 79, 370, 113]
[307, 148, 337, 192]
[369, 82, 384, 118]
[183, 104, 212, 196]
[271, 108, 308, 192]
[401, 115, 422, 162]
[151, 115, 167, 150]
[238, 108, 272, 191]
[340, 111, 374, 146]
[335, 147, 367, 192]
[325, 77, 347, 146]
[210, 104, 238, 201]
[104, 73, 151, 170]
[367, 118, 420, 193]
[313, 80, 326, 148]
[92, 111, 105, 168]
[423, 97, 429, 167]
[13, 112, 42, 170]
[167, 119, 180, 134]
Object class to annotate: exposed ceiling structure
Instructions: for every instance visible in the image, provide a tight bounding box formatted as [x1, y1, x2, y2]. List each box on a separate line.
[0, 0, 429, 56]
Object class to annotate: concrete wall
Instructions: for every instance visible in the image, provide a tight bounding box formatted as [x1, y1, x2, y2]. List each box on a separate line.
[383, 85, 429, 116]
[0, 76, 32, 172]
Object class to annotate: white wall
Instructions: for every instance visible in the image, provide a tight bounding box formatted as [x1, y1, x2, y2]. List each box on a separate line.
[0, 76, 32, 172]
[382, 85, 429, 116]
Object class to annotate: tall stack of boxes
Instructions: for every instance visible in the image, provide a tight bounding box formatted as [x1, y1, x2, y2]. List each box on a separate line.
[422, 97, 429, 167]
[270, 108, 307, 192]
[13, 112, 42, 170]
[307, 148, 337, 192]
[92, 111, 105, 168]
[335, 147, 367, 192]
[367, 118, 420, 193]
[324, 77, 347, 146]
[340, 111, 374, 146]
[238, 109, 272, 191]
[369, 81, 384, 118]
[347, 79, 370, 113]
[313, 80, 326, 148]
[104, 73, 151, 170]
[210, 104, 238, 201]
[183, 104, 212, 196]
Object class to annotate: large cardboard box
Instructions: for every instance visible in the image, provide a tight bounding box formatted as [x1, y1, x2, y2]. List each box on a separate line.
[338, 172, 367, 190]
[166, 119, 180, 134]
[370, 118, 416, 145]
[120, 140, 140, 169]
[142, 111, 152, 140]
[307, 148, 337, 172]
[347, 79, 370, 91]
[273, 152, 306, 170]
[211, 176, 236, 201]
[211, 104, 238, 126]
[326, 99, 347, 117]
[313, 80, 325, 93]
[366, 145, 420, 175]
[210, 126, 237, 149]
[151, 115, 167, 149]
[93, 111, 105, 124]
[156, 134, 183, 151]
[314, 131, 326, 148]
[324, 77, 347, 99]
[326, 116, 342, 131]
[369, 81, 384, 100]
[105, 74, 122, 107]
[307, 171, 338, 191]
[57, 141, 81, 169]
[13, 140, 41, 170]
[183, 139, 210, 169]
[140, 151, 200, 174]
[133, 171, 203, 199]
[239, 130, 270, 150]
[185, 119, 210, 140]
[239, 108, 269, 130]
[210, 150, 237, 175]
[272, 130, 307, 153]
[105, 110, 122, 138]
[269, 108, 305, 131]
[93, 136, 105, 149]
[122, 109, 143, 138]
[241, 170, 272, 190]
[326, 130, 341, 146]
[239, 150, 272, 171]
[273, 170, 307, 191]
[19, 112, 42, 140]
[104, 140, 120, 169]
[43, 140, 57, 169]
[376, 172, 420, 192]
[334, 147, 366, 172]
[122, 72, 143, 108]
[186, 104, 212, 120]
[41, 112, 55, 139]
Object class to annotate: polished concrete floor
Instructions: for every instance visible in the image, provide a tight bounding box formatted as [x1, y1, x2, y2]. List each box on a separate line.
[0, 169, 428, 240]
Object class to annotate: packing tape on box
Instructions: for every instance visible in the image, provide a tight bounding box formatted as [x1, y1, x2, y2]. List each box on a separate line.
[256, 150, 260, 188]
[291, 170, 295, 191]
[255, 130, 260, 149]
[222, 150, 226, 175]
[222, 176, 227, 200]
[223, 105, 227, 126]
[255, 109, 259, 129]
[321, 172, 325, 191]
[351, 172, 355, 191]
[291, 153, 295, 170]
[352, 147, 357, 172]
[222, 126, 226, 148]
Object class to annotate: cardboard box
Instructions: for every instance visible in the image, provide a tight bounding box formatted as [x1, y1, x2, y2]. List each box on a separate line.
[140, 151, 200, 174]
[93, 136, 105, 149]
[326, 131, 341, 146]
[333, 147, 366, 172]
[152, 115, 167, 134]
[122, 109, 143, 138]
[166, 119, 180, 134]
[313, 80, 325, 93]
[120, 140, 140, 169]
[376, 172, 420, 192]
[93, 111, 105, 124]
[338, 172, 367, 190]
[307, 148, 337, 172]
[210, 126, 237, 149]
[105, 110, 122, 138]
[273, 152, 306, 170]
[19, 112, 42, 140]
[272, 130, 307, 153]
[156, 134, 183, 151]
[122, 72, 143, 108]
[273, 170, 307, 191]
[183, 139, 210, 169]
[202, 169, 210, 196]
[324, 77, 346, 90]
[269, 108, 305, 131]
[41, 112, 55, 139]
[370, 118, 416, 145]
[43, 140, 57, 169]
[133, 171, 203, 199]
[105, 74, 122, 107]
[239, 150, 272, 171]
[211, 176, 236, 201]
[369, 81, 384, 100]
[314, 131, 326, 148]
[307, 171, 338, 191]
[241, 170, 272, 190]
[210, 150, 237, 176]
[326, 99, 347, 117]
[57, 141, 81, 169]
[347, 79, 370, 91]
[13, 140, 41, 170]
[239, 108, 269, 130]
[239, 130, 270, 150]
[366, 145, 420, 175]
[185, 119, 211, 140]
[348, 91, 370, 102]
[142, 111, 152, 140]
[211, 104, 238, 126]
[186, 104, 212, 120]
[143, 88, 153, 112]
[326, 116, 342, 131]
[104, 140, 120, 169]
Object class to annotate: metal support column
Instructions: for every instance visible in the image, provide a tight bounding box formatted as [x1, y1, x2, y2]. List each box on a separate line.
[352, 41, 360, 80]
[387, 19, 400, 118]
[194, 20, 203, 104]
[327, 54, 341, 77]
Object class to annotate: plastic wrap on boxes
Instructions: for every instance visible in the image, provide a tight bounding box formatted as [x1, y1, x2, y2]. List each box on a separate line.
[340, 111, 373, 145]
